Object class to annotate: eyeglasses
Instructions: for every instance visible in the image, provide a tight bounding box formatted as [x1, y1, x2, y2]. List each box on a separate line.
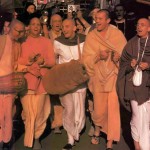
[14, 28, 25, 34]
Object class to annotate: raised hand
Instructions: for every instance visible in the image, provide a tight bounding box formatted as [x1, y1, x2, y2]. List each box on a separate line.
[139, 62, 150, 70]
[27, 64, 41, 77]
[112, 51, 120, 63]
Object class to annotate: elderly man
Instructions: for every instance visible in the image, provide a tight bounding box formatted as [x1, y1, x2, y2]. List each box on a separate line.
[18, 17, 55, 149]
[43, 13, 63, 134]
[0, 19, 25, 150]
[83, 9, 126, 149]
[54, 19, 86, 150]
[43, 14, 62, 41]
[117, 18, 150, 150]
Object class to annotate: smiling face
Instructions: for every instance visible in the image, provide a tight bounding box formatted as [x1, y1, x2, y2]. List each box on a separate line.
[95, 11, 110, 32]
[62, 19, 76, 39]
[50, 14, 62, 32]
[29, 18, 41, 37]
[136, 18, 150, 38]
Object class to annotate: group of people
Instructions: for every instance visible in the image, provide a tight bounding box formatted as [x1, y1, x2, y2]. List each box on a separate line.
[0, 2, 150, 150]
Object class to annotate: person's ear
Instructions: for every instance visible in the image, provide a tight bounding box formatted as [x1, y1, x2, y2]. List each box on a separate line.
[107, 18, 111, 24]
[73, 25, 77, 32]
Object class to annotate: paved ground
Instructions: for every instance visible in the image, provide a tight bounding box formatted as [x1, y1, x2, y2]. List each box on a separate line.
[12, 105, 134, 150]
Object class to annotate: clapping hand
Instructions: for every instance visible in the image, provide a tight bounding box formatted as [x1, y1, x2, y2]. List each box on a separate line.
[36, 56, 45, 66]
[131, 59, 137, 68]
[100, 50, 109, 60]
[139, 62, 149, 70]
[27, 64, 41, 78]
[28, 54, 37, 63]
[112, 51, 120, 63]
[95, 50, 110, 63]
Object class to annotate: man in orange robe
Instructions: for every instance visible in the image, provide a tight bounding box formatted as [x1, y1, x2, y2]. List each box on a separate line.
[18, 17, 55, 149]
[0, 19, 25, 149]
[83, 9, 127, 149]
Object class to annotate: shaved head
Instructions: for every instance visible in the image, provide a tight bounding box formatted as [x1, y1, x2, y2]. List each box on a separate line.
[136, 18, 150, 38]
[9, 19, 25, 32]
[50, 14, 62, 32]
[138, 18, 150, 26]
[63, 19, 75, 26]
[9, 19, 25, 41]
[62, 19, 76, 39]
[50, 14, 62, 25]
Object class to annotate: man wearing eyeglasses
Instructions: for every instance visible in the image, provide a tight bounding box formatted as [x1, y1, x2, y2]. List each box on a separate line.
[0, 19, 25, 149]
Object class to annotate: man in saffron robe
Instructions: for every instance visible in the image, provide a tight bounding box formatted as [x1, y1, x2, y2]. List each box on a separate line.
[83, 9, 127, 149]
[117, 18, 150, 150]
[18, 17, 55, 149]
[0, 19, 25, 149]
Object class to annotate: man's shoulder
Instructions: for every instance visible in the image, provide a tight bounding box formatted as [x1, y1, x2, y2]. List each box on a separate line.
[40, 36, 51, 42]
[127, 35, 138, 44]
[123, 35, 138, 52]
[0, 35, 7, 57]
[55, 34, 83, 46]
[109, 24, 122, 33]
[109, 25, 127, 42]
[86, 29, 96, 37]
[0, 35, 7, 45]
[55, 35, 63, 41]
[85, 29, 99, 42]
[0, 34, 7, 40]
[34, 36, 53, 44]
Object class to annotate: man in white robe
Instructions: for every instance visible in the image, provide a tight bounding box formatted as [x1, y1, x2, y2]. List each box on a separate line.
[54, 19, 86, 150]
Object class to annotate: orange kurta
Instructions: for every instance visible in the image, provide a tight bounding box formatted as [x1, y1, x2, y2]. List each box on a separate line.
[83, 25, 127, 141]
[18, 35, 55, 147]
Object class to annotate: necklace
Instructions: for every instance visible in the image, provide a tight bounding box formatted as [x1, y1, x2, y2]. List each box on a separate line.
[137, 36, 149, 63]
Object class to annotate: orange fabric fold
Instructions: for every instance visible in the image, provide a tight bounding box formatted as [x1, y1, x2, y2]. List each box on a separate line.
[83, 25, 127, 141]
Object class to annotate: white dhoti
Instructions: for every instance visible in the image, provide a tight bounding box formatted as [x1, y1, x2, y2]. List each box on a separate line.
[130, 100, 150, 150]
[60, 89, 86, 145]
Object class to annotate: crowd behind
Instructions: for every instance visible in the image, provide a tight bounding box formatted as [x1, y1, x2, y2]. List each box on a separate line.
[0, 1, 150, 150]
